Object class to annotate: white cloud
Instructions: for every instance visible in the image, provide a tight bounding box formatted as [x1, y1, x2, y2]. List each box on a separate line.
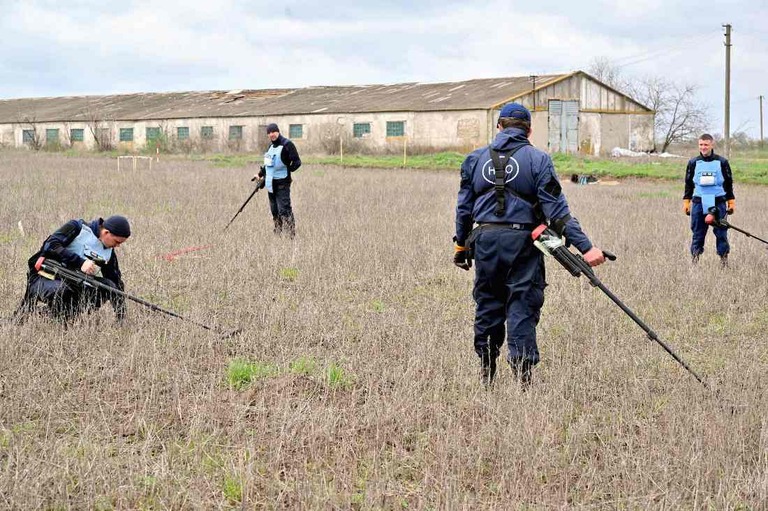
[0, 0, 765, 136]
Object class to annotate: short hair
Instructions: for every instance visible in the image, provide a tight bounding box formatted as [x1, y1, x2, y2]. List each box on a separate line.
[699, 133, 714, 142]
[498, 117, 531, 131]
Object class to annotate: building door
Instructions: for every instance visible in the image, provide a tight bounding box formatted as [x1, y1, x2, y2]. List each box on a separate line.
[548, 100, 579, 153]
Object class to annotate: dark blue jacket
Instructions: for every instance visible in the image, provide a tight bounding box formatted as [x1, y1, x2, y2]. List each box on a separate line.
[27, 218, 124, 289]
[683, 152, 734, 200]
[455, 128, 592, 253]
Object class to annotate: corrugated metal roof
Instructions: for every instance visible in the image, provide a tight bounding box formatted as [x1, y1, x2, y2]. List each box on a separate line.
[0, 73, 613, 122]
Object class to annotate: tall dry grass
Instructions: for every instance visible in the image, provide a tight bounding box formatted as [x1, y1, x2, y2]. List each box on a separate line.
[0, 151, 767, 509]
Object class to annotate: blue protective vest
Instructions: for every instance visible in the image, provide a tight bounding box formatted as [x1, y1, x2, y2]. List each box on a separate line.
[693, 159, 726, 213]
[263, 145, 287, 192]
[65, 224, 113, 274]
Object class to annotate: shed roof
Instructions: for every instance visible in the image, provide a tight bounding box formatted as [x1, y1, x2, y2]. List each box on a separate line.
[0, 72, 649, 123]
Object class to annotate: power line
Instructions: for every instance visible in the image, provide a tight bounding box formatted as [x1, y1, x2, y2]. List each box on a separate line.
[614, 32, 716, 69]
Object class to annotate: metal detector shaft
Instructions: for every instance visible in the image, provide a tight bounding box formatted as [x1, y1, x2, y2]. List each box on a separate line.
[36, 258, 238, 337]
[724, 221, 768, 245]
[584, 273, 709, 388]
[224, 178, 264, 231]
[532, 225, 708, 388]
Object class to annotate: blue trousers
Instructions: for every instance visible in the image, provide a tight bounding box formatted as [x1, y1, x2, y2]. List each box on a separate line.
[268, 179, 295, 236]
[23, 273, 123, 321]
[690, 201, 729, 257]
[472, 227, 546, 366]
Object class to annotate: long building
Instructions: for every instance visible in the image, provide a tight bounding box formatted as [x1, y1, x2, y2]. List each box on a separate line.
[0, 71, 654, 156]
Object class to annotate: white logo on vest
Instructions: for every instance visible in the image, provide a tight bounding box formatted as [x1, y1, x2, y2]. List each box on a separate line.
[481, 157, 520, 185]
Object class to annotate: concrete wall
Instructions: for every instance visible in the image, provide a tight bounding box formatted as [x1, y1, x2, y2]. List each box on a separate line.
[0, 77, 654, 155]
[0, 110, 494, 155]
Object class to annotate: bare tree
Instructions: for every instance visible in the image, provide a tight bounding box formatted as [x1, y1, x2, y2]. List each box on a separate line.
[83, 106, 113, 151]
[16, 114, 43, 150]
[588, 57, 631, 92]
[590, 58, 709, 152]
[627, 78, 709, 152]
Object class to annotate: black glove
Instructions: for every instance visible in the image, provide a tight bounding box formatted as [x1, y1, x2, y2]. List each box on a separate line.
[256, 178, 266, 190]
[258, 165, 266, 178]
[454, 243, 471, 271]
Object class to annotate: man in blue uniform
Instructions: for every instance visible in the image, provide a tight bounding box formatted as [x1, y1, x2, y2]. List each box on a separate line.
[682, 134, 735, 266]
[17, 215, 131, 323]
[454, 103, 605, 387]
[256, 123, 302, 237]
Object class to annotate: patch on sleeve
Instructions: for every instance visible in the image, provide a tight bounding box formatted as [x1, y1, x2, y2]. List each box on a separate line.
[543, 178, 562, 197]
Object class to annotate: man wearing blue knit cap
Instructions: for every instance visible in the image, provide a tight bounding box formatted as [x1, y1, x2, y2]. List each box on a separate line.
[454, 102, 606, 388]
[16, 215, 131, 324]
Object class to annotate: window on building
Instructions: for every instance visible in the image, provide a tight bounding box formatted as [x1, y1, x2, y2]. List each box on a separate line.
[386, 121, 405, 137]
[119, 128, 134, 142]
[146, 127, 161, 141]
[45, 128, 59, 144]
[22, 130, 35, 144]
[229, 125, 243, 140]
[289, 124, 303, 139]
[201, 126, 214, 139]
[70, 128, 84, 142]
[177, 127, 189, 140]
[353, 123, 371, 138]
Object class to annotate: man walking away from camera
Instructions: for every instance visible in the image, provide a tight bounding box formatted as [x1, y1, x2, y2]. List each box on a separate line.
[255, 123, 302, 237]
[453, 103, 605, 388]
[16, 215, 131, 324]
[682, 133, 735, 266]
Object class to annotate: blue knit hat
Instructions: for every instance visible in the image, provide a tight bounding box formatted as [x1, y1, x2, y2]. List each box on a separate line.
[498, 102, 531, 123]
[103, 215, 131, 238]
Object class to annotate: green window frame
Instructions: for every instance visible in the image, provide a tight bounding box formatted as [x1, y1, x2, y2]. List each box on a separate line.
[201, 126, 214, 139]
[146, 127, 161, 141]
[119, 128, 134, 142]
[177, 127, 189, 140]
[289, 124, 303, 139]
[70, 128, 84, 142]
[45, 128, 59, 143]
[386, 121, 405, 137]
[22, 130, 35, 143]
[353, 123, 371, 138]
[229, 125, 243, 140]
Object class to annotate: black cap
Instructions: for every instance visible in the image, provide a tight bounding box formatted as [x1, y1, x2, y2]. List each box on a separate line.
[266, 123, 279, 134]
[103, 215, 131, 238]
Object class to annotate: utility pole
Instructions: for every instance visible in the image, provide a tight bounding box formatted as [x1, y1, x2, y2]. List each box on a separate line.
[530, 75, 538, 110]
[723, 23, 732, 158]
[760, 95, 764, 146]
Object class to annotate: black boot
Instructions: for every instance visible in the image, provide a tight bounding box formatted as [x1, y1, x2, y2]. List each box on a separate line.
[509, 359, 533, 390]
[720, 254, 729, 268]
[273, 217, 283, 235]
[480, 354, 497, 387]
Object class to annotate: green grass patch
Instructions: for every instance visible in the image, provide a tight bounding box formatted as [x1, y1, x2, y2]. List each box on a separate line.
[289, 356, 318, 376]
[326, 363, 353, 389]
[222, 474, 243, 505]
[306, 149, 768, 185]
[226, 359, 279, 390]
[279, 267, 300, 282]
[371, 299, 385, 313]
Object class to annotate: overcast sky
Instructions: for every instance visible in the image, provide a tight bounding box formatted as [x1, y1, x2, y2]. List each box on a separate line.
[2, 0, 766, 138]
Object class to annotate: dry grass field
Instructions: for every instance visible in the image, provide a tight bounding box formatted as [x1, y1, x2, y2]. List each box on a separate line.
[1, 151, 767, 509]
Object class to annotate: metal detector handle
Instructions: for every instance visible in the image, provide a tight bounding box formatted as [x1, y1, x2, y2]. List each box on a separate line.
[603, 250, 617, 261]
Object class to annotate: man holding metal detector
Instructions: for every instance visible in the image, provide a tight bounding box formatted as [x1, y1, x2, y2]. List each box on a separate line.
[17, 215, 131, 323]
[682, 133, 735, 266]
[454, 103, 605, 388]
[253, 123, 302, 237]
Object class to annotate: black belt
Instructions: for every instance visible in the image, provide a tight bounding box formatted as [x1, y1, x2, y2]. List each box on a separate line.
[691, 196, 726, 204]
[476, 222, 535, 231]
